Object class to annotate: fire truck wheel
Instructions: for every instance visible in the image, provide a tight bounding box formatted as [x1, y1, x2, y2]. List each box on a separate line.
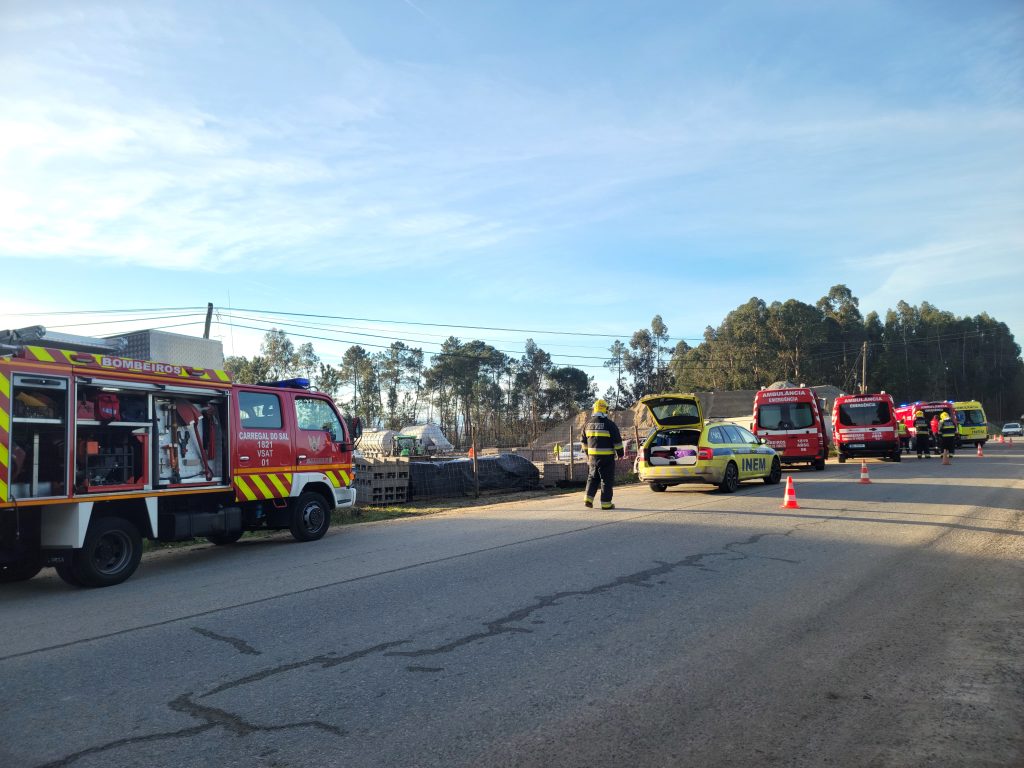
[55, 561, 85, 587]
[0, 556, 43, 583]
[207, 531, 244, 546]
[290, 492, 331, 542]
[73, 517, 143, 588]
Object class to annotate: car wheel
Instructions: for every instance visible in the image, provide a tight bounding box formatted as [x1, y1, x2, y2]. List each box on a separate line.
[71, 517, 143, 588]
[649, 482, 667, 492]
[289, 492, 331, 542]
[718, 462, 739, 493]
[763, 457, 782, 485]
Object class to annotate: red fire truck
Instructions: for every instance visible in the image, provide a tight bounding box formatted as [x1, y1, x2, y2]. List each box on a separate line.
[0, 335, 356, 587]
[751, 386, 830, 470]
[831, 391, 901, 463]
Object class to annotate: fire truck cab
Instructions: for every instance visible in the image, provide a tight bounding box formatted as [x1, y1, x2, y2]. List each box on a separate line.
[1, 334, 355, 588]
[752, 386, 830, 470]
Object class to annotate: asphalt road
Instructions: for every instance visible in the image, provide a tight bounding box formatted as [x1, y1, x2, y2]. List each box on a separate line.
[2, 446, 1022, 768]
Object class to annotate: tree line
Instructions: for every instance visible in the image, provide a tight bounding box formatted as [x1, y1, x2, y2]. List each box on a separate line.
[224, 284, 1024, 446]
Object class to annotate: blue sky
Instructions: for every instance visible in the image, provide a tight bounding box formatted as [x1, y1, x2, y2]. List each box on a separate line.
[1, 0, 1022, 389]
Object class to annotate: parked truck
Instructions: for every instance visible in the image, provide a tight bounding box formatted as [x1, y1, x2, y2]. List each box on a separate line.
[0, 330, 356, 587]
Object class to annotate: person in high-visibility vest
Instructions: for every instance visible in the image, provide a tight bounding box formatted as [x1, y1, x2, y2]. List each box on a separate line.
[553, 442, 562, 461]
[913, 410, 931, 459]
[582, 399, 624, 510]
[938, 411, 958, 465]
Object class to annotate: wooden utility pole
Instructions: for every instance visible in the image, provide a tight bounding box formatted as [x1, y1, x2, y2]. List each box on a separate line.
[861, 341, 868, 394]
[203, 302, 214, 339]
[471, 425, 479, 498]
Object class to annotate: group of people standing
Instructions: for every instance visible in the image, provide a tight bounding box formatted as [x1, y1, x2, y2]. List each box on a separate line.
[912, 409, 958, 465]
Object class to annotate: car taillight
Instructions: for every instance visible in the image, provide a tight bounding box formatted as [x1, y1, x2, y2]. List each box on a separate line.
[697, 447, 714, 461]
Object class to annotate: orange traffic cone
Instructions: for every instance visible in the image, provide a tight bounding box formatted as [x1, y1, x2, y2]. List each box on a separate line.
[859, 460, 871, 484]
[977, 442, 984, 458]
[780, 476, 799, 509]
[1000, 434, 1005, 444]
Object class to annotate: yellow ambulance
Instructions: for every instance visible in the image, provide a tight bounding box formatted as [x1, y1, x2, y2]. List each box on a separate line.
[953, 400, 987, 446]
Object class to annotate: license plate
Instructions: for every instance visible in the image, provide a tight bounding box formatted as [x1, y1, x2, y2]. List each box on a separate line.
[848, 443, 865, 448]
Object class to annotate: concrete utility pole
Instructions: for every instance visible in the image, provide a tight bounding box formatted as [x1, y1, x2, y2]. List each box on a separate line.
[203, 303, 214, 339]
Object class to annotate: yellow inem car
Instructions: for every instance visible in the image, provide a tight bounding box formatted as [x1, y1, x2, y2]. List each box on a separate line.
[636, 394, 782, 493]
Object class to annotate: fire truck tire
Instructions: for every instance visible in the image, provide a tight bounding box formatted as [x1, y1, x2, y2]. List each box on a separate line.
[55, 561, 85, 587]
[207, 531, 244, 546]
[72, 517, 143, 588]
[289, 492, 331, 542]
[0, 556, 43, 583]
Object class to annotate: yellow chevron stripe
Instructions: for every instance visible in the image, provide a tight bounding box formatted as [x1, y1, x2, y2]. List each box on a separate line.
[0, 478, 7, 501]
[235, 477, 258, 501]
[0, 442, 8, 467]
[0, 406, 8, 433]
[250, 475, 274, 499]
[0, 371, 9, 397]
[215, 370, 231, 382]
[268, 473, 290, 496]
[340, 470, 351, 486]
[27, 346, 55, 362]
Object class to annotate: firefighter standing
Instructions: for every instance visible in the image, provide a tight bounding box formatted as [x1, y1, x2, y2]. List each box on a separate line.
[582, 399, 624, 510]
[913, 410, 931, 459]
[938, 411, 957, 465]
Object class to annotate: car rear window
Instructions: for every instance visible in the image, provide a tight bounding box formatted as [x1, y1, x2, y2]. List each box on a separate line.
[758, 402, 815, 430]
[958, 410, 985, 426]
[838, 401, 892, 427]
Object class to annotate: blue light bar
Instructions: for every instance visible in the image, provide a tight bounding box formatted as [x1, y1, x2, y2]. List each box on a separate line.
[259, 377, 311, 389]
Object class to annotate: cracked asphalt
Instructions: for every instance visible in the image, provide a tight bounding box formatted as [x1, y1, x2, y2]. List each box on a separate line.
[2, 449, 1022, 767]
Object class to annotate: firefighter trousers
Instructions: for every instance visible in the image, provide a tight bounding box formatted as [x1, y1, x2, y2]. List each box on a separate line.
[585, 456, 616, 505]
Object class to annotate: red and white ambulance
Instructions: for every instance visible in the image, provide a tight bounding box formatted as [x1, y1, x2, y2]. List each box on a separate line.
[751, 386, 830, 470]
[1, 336, 356, 587]
[831, 392, 901, 463]
[894, 400, 956, 454]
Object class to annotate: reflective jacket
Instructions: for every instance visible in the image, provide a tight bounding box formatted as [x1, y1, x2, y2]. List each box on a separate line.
[913, 415, 929, 434]
[939, 418, 957, 438]
[582, 412, 624, 459]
